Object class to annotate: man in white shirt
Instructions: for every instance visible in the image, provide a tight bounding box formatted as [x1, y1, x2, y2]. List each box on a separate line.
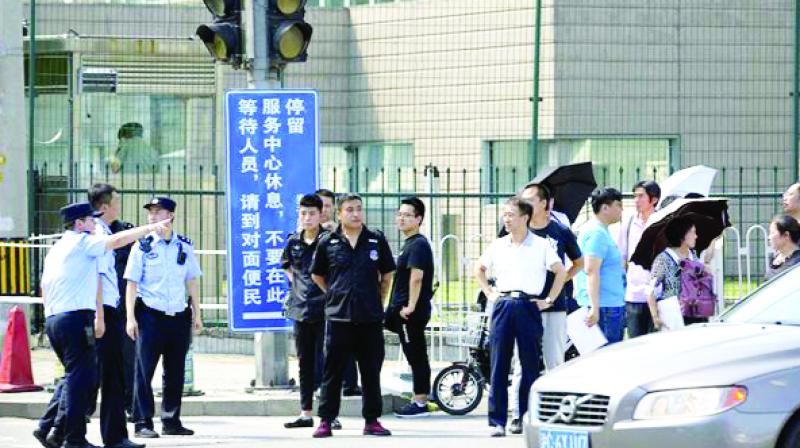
[476, 197, 566, 437]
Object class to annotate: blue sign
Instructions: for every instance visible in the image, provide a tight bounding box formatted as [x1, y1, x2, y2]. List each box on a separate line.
[225, 89, 319, 332]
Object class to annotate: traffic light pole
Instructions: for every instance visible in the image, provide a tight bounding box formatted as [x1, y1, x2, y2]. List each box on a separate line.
[245, 0, 290, 389]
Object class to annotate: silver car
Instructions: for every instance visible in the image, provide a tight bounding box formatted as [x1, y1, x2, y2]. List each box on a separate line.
[524, 265, 800, 448]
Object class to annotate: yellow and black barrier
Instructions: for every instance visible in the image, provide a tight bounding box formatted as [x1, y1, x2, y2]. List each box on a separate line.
[0, 239, 31, 296]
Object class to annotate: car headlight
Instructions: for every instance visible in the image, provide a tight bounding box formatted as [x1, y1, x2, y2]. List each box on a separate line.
[633, 386, 747, 420]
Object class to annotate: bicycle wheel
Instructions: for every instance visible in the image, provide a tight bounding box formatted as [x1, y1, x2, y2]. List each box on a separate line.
[432, 364, 484, 415]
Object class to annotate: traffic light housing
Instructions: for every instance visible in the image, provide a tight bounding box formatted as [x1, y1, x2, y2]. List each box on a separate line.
[197, 0, 243, 67]
[267, 0, 313, 67]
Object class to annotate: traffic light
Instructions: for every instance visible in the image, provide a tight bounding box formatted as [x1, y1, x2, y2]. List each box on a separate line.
[267, 0, 313, 67]
[196, 0, 243, 67]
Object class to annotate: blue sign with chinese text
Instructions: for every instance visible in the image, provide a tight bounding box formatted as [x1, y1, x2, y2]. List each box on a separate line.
[225, 90, 319, 332]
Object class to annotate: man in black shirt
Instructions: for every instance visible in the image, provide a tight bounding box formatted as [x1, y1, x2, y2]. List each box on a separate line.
[282, 194, 327, 429]
[387, 197, 435, 418]
[310, 194, 396, 438]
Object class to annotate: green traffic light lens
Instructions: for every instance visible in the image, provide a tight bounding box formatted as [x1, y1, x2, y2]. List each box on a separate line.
[277, 25, 305, 60]
[277, 0, 302, 15]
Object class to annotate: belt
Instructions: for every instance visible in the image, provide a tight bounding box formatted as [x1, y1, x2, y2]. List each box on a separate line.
[137, 298, 187, 317]
[500, 290, 544, 300]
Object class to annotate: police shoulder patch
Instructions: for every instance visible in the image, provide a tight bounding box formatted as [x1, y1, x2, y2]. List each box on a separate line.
[177, 234, 193, 245]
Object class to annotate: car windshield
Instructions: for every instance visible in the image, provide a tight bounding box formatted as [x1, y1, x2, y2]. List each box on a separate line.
[720, 265, 800, 326]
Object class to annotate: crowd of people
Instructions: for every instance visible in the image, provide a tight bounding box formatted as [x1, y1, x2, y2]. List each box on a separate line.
[32, 178, 800, 447]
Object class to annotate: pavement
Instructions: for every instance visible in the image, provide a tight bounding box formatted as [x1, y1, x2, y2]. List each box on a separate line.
[0, 347, 485, 419]
[0, 415, 520, 448]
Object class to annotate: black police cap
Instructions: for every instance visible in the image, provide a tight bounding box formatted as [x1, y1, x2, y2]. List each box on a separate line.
[143, 197, 176, 212]
[60, 202, 103, 224]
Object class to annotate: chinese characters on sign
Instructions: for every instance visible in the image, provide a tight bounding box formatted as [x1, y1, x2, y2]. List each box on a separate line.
[226, 90, 319, 332]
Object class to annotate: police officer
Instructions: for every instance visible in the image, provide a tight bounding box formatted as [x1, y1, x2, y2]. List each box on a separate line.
[388, 197, 435, 418]
[34, 202, 168, 448]
[310, 194, 396, 438]
[476, 197, 566, 437]
[315, 188, 361, 401]
[282, 194, 328, 429]
[124, 197, 203, 439]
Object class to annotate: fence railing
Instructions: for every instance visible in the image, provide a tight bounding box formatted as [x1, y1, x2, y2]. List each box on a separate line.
[12, 162, 786, 354]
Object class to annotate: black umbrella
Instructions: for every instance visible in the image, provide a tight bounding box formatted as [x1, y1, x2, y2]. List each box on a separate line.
[630, 198, 731, 270]
[529, 162, 597, 224]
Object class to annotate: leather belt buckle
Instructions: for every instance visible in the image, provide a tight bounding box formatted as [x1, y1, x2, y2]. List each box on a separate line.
[508, 291, 523, 299]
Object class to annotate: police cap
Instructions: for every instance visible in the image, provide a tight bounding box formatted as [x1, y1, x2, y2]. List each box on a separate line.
[60, 202, 103, 224]
[143, 197, 176, 212]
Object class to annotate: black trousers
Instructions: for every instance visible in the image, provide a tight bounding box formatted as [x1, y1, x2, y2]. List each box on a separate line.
[398, 319, 431, 396]
[294, 320, 325, 411]
[132, 302, 191, 431]
[118, 293, 136, 415]
[625, 302, 654, 338]
[41, 310, 97, 445]
[316, 323, 359, 392]
[318, 321, 384, 421]
[96, 305, 129, 444]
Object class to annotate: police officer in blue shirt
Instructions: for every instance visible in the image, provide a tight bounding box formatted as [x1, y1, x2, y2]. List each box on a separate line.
[34, 203, 168, 448]
[124, 197, 203, 439]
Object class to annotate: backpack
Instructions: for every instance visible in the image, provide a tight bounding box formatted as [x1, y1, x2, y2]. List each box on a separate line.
[675, 255, 717, 318]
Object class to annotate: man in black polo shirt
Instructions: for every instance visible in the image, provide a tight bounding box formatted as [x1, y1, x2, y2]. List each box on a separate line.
[387, 197, 435, 418]
[310, 194, 396, 438]
[282, 194, 328, 429]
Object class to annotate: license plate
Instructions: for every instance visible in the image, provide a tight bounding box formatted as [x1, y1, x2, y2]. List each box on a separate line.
[539, 427, 589, 448]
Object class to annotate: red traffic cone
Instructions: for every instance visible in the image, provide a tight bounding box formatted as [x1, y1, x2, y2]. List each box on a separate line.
[0, 306, 43, 392]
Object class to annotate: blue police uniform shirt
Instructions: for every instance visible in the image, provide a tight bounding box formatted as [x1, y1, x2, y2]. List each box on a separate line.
[123, 231, 202, 315]
[94, 218, 120, 308]
[41, 230, 111, 317]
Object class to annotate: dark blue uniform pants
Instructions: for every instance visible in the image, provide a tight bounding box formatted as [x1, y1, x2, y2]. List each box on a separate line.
[40, 310, 97, 445]
[488, 298, 542, 428]
[294, 320, 325, 411]
[97, 305, 129, 444]
[133, 301, 191, 431]
[318, 321, 384, 421]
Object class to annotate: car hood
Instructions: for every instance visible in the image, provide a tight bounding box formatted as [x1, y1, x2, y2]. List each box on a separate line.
[535, 323, 800, 394]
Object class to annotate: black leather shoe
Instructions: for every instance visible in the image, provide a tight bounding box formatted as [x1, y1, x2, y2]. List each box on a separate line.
[104, 439, 146, 448]
[46, 433, 63, 448]
[284, 417, 314, 428]
[32, 429, 54, 448]
[133, 428, 159, 439]
[161, 426, 194, 436]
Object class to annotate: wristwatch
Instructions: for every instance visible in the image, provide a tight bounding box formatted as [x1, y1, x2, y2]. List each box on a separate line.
[545, 297, 554, 305]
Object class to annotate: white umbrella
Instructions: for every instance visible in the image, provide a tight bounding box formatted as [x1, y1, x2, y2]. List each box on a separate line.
[657, 165, 718, 209]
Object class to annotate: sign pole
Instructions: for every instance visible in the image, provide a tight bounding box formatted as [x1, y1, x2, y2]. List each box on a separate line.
[245, 0, 288, 388]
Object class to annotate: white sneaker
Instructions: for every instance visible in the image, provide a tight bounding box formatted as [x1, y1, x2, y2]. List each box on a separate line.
[489, 425, 506, 437]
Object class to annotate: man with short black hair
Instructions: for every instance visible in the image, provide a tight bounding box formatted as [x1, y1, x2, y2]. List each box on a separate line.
[282, 194, 327, 429]
[576, 187, 626, 344]
[389, 197, 435, 418]
[617, 180, 660, 338]
[311, 194, 396, 438]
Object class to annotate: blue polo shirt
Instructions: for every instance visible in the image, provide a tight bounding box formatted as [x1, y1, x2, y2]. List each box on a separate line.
[575, 220, 626, 308]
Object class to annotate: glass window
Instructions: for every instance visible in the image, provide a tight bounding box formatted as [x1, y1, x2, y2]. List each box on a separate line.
[721, 265, 800, 325]
[319, 144, 350, 194]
